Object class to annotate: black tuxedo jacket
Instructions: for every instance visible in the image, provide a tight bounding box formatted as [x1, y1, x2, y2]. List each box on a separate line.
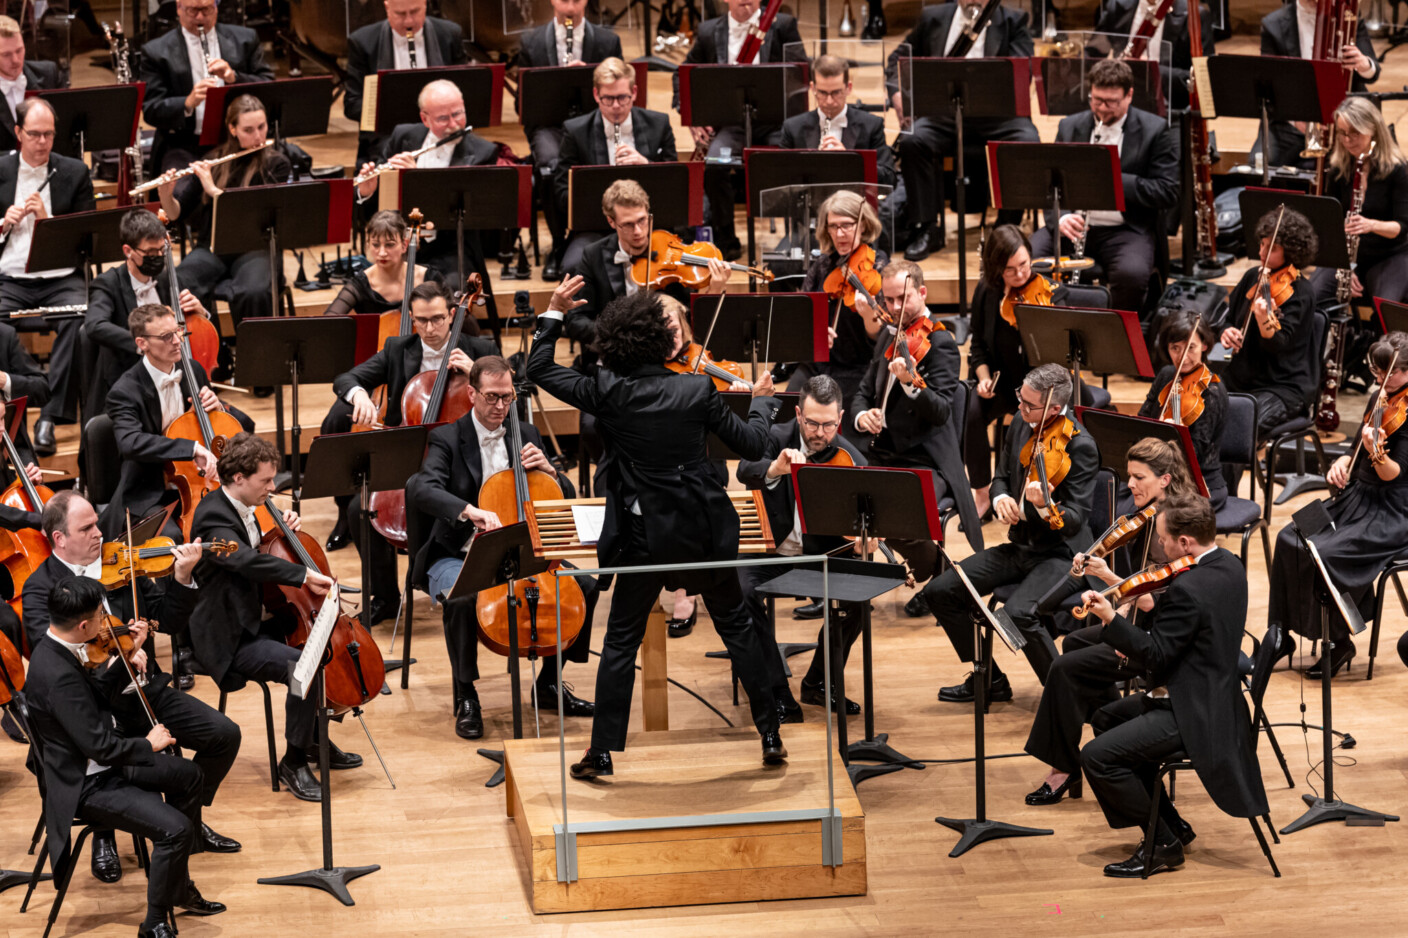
[1102, 546, 1269, 819]
[0, 152, 96, 264]
[673, 13, 804, 109]
[1049, 107, 1179, 234]
[737, 418, 867, 555]
[379, 122, 500, 165]
[517, 19, 623, 67]
[139, 24, 275, 162]
[0, 60, 60, 152]
[1261, 4, 1379, 89]
[991, 411, 1099, 555]
[344, 17, 469, 124]
[0, 320, 48, 466]
[187, 489, 305, 682]
[85, 265, 174, 410]
[529, 314, 774, 569]
[25, 634, 160, 871]
[561, 234, 689, 366]
[852, 324, 982, 551]
[330, 332, 497, 428]
[1094, 0, 1215, 109]
[779, 105, 896, 187]
[885, 3, 1033, 95]
[553, 106, 677, 215]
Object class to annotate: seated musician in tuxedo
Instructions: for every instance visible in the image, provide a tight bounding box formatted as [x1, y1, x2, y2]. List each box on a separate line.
[410, 354, 596, 740]
[323, 281, 496, 623]
[139, 0, 274, 173]
[345, 0, 468, 167]
[0, 97, 95, 455]
[886, 0, 1038, 261]
[738, 374, 869, 721]
[673, 0, 802, 260]
[1260, 0, 1379, 168]
[1028, 59, 1179, 317]
[1077, 493, 1268, 878]
[86, 208, 210, 413]
[552, 57, 677, 272]
[186, 433, 360, 801]
[23, 490, 242, 884]
[355, 79, 502, 322]
[780, 55, 895, 190]
[529, 288, 786, 779]
[852, 259, 983, 569]
[1217, 207, 1319, 439]
[105, 303, 254, 542]
[919, 362, 1099, 698]
[519, 0, 624, 280]
[1093, 0, 1215, 111]
[26, 575, 227, 938]
[0, 15, 59, 154]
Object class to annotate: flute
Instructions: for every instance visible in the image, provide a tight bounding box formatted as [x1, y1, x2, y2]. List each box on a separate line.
[0, 166, 56, 244]
[128, 140, 273, 196]
[352, 126, 471, 185]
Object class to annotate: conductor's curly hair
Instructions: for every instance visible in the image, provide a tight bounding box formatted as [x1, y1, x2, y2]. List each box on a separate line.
[595, 291, 674, 374]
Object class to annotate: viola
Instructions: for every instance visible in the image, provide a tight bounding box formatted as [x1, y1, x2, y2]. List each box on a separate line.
[881, 315, 937, 389]
[1018, 390, 1077, 531]
[0, 405, 51, 622]
[1072, 555, 1196, 619]
[84, 614, 163, 729]
[1157, 362, 1219, 427]
[1369, 385, 1408, 467]
[357, 208, 426, 433]
[807, 444, 855, 467]
[822, 244, 883, 313]
[474, 393, 586, 659]
[257, 497, 386, 713]
[1076, 506, 1157, 573]
[631, 230, 773, 290]
[665, 342, 751, 391]
[98, 536, 238, 590]
[1235, 205, 1293, 347]
[999, 272, 1054, 329]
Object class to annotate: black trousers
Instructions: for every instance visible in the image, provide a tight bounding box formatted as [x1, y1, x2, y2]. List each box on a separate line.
[738, 562, 865, 699]
[1024, 624, 1136, 774]
[177, 247, 276, 331]
[1029, 223, 1157, 317]
[530, 126, 567, 248]
[0, 273, 85, 421]
[1309, 252, 1408, 307]
[117, 685, 242, 808]
[321, 399, 402, 605]
[921, 541, 1067, 682]
[1081, 693, 1188, 837]
[702, 124, 781, 248]
[77, 756, 203, 911]
[897, 116, 1038, 230]
[228, 630, 316, 750]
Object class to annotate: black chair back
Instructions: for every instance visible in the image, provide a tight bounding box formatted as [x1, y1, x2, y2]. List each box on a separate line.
[1247, 625, 1284, 754]
[404, 474, 436, 593]
[1090, 467, 1117, 535]
[80, 415, 120, 508]
[1056, 281, 1110, 310]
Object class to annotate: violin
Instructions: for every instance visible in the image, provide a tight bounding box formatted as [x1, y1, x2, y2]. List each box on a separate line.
[666, 341, 751, 391]
[1018, 388, 1077, 531]
[84, 614, 163, 729]
[98, 536, 238, 590]
[999, 272, 1055, 329]
[1071, 555, 1196, 619]
[1234, 205, 1292, 349]
[1157, 363, 1219, 427]
[1370, 386, 1408, 466]
[474, 389, 586, 659]
[357, 208, 426, 433]
[631, 230, 773, 290]
[1075, 506, 1157, 573]
[823, 244, 883, 314]
[257, 498, 385, 713]
[0, 400, 51, 622]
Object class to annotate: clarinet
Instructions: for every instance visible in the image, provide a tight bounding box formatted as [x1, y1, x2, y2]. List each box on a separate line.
[1318, 142, 1378, 431]
[564, 17, 575, 64]
[407, 28, 417, 67]
[198, 25, 213, 73]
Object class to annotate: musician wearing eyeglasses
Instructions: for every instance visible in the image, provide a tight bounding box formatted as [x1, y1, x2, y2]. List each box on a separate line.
[139, 0, 274, 173]
[1092, 0, 1215, 111]
[778, 56, 896, 189]
[552, 58, 676, 272]
[0, 97, 95, 456]
[0, 16, 59, 155]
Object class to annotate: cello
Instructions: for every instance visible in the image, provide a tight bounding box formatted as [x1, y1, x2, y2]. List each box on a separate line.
[0, 403, 52, 621]
[156, 209, 220, 375]
[257, 497, 386, 712]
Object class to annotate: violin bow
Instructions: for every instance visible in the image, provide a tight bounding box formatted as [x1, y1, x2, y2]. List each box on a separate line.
[644, 212, 654, 297]
[1159, 312, 1200, 423]
[693, 281, 729, 377]
[1237, 204, 1287, 345]
[112, 509, 159, 728]
[877, 274, 912, 426]
[763, 293, 775, 373]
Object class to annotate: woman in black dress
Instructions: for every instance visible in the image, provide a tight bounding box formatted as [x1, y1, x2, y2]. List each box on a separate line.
[323, 209, 444, 318]
[1137, 309, 1229, 509]
[1268, 331, 1408, 677]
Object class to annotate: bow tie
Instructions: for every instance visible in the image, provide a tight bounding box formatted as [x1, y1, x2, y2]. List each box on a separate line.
[156, 372, 182, 392]
[481, 425, 505, 444]
[614, 249, 645, 266]
[0, 77, 20, 94]
[70, 559, 102, 580]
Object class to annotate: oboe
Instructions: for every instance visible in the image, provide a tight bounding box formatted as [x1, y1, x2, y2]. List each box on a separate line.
[198, 24, 213, 73]
[407, 28, 417, 67]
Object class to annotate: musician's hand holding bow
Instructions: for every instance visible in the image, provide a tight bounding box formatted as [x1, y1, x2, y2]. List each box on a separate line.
[856, 407, 884, 434]
[1219, 325, 1244, 353]
[192, 443, 217, 480]
[888, 358, 916, 387]
[767, 447, 806, 480]
[1078, 588, 1117, 625]
[992, 493, 1022, 526]
[975, 368, 999, 399]
[548, 274, 587, 314]
[147, 722, 177, 752]
[1328, 454, 1353, 489]
[303, 570, 333, 596]
[750, 371, 775, 398]
[1073, 552, 1119, 586]
[348, 388, 379, 428]
[1058, 212, 1086, 242]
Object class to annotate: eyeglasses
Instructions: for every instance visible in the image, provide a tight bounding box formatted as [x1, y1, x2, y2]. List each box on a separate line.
[813, 87, 848, 101]
[143, 329, 189, 345]
[826, 220, 857, 234]
[129, 246, 163, 259]
[425, 109, 466, 126]
[19, 129, 54, 141]
[801, 417, 839, 433]
[1014, 392, 1044, 413]
[412, 314, 447, 328]
[1089, 93, 1125, 108]
[477, 391, 515, 406]
[598, 93, 633, 107]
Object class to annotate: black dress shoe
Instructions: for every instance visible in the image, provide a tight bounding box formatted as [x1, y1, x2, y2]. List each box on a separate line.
[309, 741, 363, 770]
[1170, 816, 1196, 847]
[324, 517, 352, 552]
[903, 225, 944, 261]
[792, 599, 824, 620]
[32, 418, 56, 456]
[666, 603, 697, 638]
[570, 747, 613, 779]
[903, 592, 930, 618]
[938, 670, 1013, 703]
[533, 681, 595, 716]
[1306, 639, 1356, 678]
[455, 698, 484, 739]
[139, 923, 176, 938]
[543, 255, 562, 282]
[277, 761, 322, 802]
[721, 241, 744, 262]
[91, 829, 121, 883]
[761, 730, 788, 765]
[1025, 772, 1083, 805]
[1103, 839, 1184, 878]
[198, 823, 241, 853]
[799, 680, 860, 715]
[776, 696, 804, 725]
[179, 884, 226, 915]
[363, 598, 397, 626]
[2, 709, 27, 743]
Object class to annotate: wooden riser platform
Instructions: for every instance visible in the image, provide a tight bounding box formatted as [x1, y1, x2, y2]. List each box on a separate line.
[504, 724, 866, 914]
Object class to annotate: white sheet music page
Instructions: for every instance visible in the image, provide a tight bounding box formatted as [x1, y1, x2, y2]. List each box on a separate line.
[292, 584, 341, 699]
[571, 504, 607, 545]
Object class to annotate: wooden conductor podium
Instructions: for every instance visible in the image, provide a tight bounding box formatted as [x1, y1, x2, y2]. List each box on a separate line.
[503, 493, 869, 913]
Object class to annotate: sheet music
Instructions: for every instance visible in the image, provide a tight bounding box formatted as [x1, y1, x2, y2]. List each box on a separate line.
[291, 584, 341, 699]
[571, 504, 606, 545]
[1305, 539, 1368, 636]
[948, 552, 1026, 652]
[360, 75, 380, 132]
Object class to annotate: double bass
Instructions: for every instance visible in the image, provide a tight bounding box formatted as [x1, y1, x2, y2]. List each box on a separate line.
[0, 404, 52, 621]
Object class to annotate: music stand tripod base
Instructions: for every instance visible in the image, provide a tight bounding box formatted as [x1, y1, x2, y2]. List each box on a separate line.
[1280, 796, 1399, 835]
[257, 863, 382, 906]
[934, 816, 1054, 858]
[478, 747, 507, 788]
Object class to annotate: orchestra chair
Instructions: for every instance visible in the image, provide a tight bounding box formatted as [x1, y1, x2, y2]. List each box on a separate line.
[1239, 632, 1296, 789]
[1216, 393, 1273, 570]
[937, 378, 972, 545]
[186, 656, 281, 794]
[79, 414, 121, 512]
[1257, 307, 1330, 522]
[1140, 624, 1284, 880]
[1364, 554, 1408, 680]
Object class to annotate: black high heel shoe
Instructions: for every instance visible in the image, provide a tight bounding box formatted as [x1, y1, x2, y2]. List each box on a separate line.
[1306, 640, 1356, 679]
[1025, 772, 1083, 805]
[667, 602, 698, 638]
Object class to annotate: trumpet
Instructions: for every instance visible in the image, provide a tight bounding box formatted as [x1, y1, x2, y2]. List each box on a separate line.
[127, 139, 273, 196]
[407, 27, 417, 68]
[351, 126, 471, 185]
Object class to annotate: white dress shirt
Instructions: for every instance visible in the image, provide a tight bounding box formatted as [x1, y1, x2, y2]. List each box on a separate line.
[817, 106, 847, 145]
[182, 26, 223, 130]
[0, 72, 26, 122]
[601, 113, 635, 165]
[1296, 0, 1317, 58]
[391, 26, 427, 71]
[611, 238, 642, 296]
[420, 339, 447, 374]
[129, 267, 161, 308]
[143, 356, 186, 430]
[472, 408, 509, 480]
[727, 10, 761, 64]
[553, 18, 579, 65]
[222, 486, 264, 547]
[416, 130, 455, 169]
[943, 6, 989, 58]
[1127, 0, 1167, 59]
[0, 157, 66, 279]
[1086, 113, 1128, 228]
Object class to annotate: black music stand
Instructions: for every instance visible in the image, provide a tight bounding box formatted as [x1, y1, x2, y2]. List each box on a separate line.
[234, 316, 358, 511]
[28, 83, 143, 159]
[1076, 407, 1210, 498]
[445, 522, 552, 788]
[397, 165, 531, 340]
[518, 62, 646, 130]
[28, 204, 154, 299]
[1200, 55, 1342, 185]
[789, 465, 940, 784]
[1239, 188, 1350, 270]
[1376, 297, 1408, 334]
[688, 292, 829, 381]
[1280, 500, 1399, 834]
[365, 64, 505, 134]
[931, 544, 1052, 856]
[258, 592, 380, 905]
[1013, 303, 1154, 405]
[906, 58, 1031, 317]
[199, 77, 335, 149]
[567, 163, 704, 233]
[746, 150, 876, 280]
